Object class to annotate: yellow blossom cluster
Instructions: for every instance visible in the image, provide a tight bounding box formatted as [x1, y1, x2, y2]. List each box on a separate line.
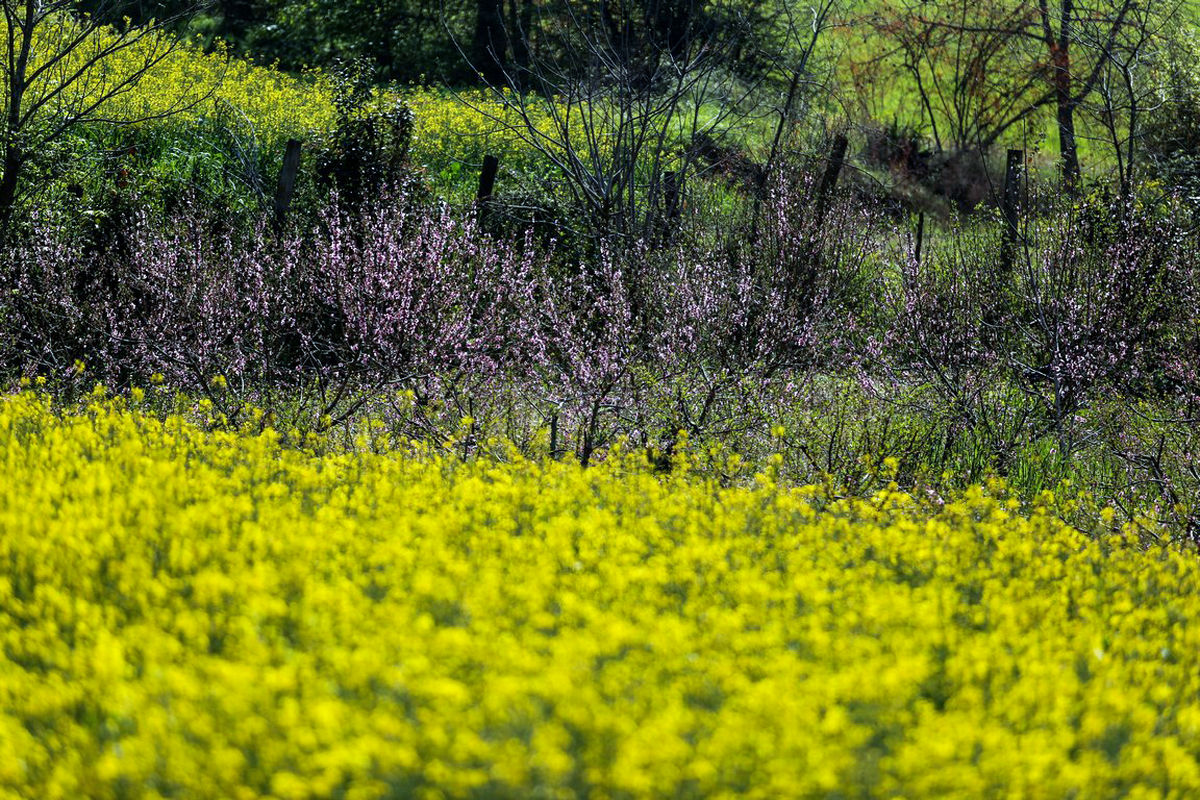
[2, 391, 1199, 799]
[6, 11, 627, 197]
[404, 88, 583, 197]
[110, 45, 337, 142]
[3, 14, 336, 143]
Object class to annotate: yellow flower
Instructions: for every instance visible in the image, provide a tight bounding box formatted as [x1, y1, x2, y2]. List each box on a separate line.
[0, 391, 1197, 798]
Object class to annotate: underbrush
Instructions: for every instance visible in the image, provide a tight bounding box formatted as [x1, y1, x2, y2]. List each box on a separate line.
[3, 176, 1196, 539]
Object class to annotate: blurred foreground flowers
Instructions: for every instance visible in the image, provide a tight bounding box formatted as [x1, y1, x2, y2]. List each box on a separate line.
[1, 391, 1199, 799]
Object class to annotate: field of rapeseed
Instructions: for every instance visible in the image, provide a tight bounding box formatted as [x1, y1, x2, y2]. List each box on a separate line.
[2, 390, 1200, 799]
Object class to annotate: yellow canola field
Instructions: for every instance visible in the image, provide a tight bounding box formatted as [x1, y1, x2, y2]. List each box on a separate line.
[2, 391, 1200, 799]
[1, 14, 336, 143]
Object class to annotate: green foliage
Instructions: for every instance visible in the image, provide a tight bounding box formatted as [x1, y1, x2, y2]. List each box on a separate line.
[1144, 26, 1200, 207]
[13, 24, 339, 215]
[311, 60, 416, 208]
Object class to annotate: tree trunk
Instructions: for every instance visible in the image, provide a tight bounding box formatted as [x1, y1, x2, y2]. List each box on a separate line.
[220, 0, 259, 36]
[1050, 0, 1082, 192]
[474, 0, 510, 86]
[1053, 54, 1081, 192]
[0, 153, 21, 234]
[2, 6, 34, 235]
[507, 0, 533, 76]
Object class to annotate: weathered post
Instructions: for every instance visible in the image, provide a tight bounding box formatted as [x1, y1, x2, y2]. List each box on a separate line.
[814, 132, 849, 224]
[1001, 148, 1024, 271]
[477, 154, 500, 223]
[663, 171, 682, 223]
[273, 139, 303, 230]
[914, 211, 925, 267]
[657, 170, 683, 245]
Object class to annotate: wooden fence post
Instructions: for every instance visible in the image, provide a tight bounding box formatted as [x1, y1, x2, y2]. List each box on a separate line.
[1001, 148, 1024, 271]
[814, 133, 849, 224]
[663, 171, 682, 223]
[914, 211, 925, 267]
[273, 139, 303, 230]
[477, 154, 500, 223]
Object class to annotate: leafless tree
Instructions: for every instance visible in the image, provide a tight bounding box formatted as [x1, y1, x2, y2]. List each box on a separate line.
[755, 0, 839, 211]
[859, 0, 1154, 192]
[0, 0, 215, 230]
[450, 0, 787, 246]
[858, 0, 1044, 154]
[1083, 0, 1183, 197]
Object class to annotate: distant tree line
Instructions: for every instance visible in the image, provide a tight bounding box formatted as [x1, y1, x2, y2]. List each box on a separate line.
[75, 0, 468, 82]
[75, 0, 793, 86]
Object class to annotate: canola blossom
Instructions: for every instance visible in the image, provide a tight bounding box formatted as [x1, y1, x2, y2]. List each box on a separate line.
[0, 13, 336, 142]
[404, 89, 606, 198]
[1, 392, 1199, 799]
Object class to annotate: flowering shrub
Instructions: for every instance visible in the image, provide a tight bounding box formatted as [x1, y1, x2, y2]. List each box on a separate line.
[1, 391, 1199, 798]
[0, 172, 880, 450]
[875, 194, 1200, 460]
[3, 175, 1197, 515]
[0, 199, 538, 392]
